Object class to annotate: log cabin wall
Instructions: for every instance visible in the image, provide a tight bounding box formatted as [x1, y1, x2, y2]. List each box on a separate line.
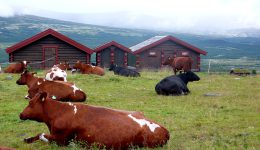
[11, 35, 90, 69]
[97, 45, 130, 68]
[137, 40, 199, 70]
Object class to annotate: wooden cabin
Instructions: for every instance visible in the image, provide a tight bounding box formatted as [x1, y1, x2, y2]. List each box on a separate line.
[94, 41, 133, 68]
[5, 28, 93, 69]
[130, 35, 207, 71]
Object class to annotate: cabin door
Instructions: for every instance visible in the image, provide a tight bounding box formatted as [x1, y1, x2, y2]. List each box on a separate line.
[43, 46, 58, 68]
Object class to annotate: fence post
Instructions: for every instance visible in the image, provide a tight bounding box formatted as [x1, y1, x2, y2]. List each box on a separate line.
[208, 59, 211, 74]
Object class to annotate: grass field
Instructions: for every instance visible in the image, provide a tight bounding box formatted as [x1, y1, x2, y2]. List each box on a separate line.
[0, 70, 259, 150]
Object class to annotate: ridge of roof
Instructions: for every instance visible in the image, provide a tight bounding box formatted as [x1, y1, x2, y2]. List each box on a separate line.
[130, 35, 207, 55]
[130, 36, 167, 52]
[94, 41, 132, 53]
[6, 28, 93, 54]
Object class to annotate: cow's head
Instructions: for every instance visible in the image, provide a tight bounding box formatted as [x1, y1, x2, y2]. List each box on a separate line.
[16, 70, 37, 85]
[20, 92, 47, 122]
[108, 64, 116, 71]
[21, 61, 30, 69]
[163, 56, 174, 65]
[57, 61, 72, 70]
[185, 71, 200, 82]
[73, 61, 82, 70]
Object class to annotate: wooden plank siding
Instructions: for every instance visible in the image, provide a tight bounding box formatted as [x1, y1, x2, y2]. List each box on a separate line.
[11, 35, 90, 69]
[95, 41, 132, 68]
[137, 40, 200, 70]
[98, 47, 126, 68]
[99, 47, 111, 68]
[114, 47, 126, 67]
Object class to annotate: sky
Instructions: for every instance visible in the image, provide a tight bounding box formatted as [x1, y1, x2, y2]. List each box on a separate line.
[0, 0, 260, 34]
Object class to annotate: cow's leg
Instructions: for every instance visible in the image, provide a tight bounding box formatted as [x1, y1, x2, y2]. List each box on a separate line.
[173, 68, 177, 75]
[24, 133, 70, 145]
[24, 133, 51, 143]
[24, 134, 41, 143]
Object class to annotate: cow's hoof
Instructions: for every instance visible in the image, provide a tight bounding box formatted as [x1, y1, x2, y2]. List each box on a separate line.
[24, 137, 35, 143]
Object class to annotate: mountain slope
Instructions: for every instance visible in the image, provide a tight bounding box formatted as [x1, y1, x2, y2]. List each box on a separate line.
[0, 15, 260, 64]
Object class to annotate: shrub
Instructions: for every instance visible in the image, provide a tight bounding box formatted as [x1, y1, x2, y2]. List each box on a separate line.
[252, 69, 256, 75]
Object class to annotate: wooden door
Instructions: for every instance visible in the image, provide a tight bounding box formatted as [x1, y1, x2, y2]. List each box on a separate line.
[43, 46, 57, 68]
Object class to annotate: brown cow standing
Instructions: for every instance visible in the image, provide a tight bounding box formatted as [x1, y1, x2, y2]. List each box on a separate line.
[73, 61, 105, 76]
[16, 70, 86, 102]
[4, 61, 29, 73]
[163, 56, 193, 75]
[20, 92, 169, 149]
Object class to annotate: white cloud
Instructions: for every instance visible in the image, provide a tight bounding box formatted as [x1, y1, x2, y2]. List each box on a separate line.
[0, 2, 15, 17]
[0, 0, 260, 33]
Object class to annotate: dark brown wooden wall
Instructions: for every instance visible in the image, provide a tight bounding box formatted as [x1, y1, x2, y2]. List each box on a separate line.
[137, 40, 200, 70]
[11, 35, 90, 69]
[114, 47, 125, 67]
[99, 47, 110, 68]
[98, 46, 128, 68]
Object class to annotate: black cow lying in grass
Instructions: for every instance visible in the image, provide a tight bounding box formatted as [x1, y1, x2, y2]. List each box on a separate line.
[155, 71, 200, 96]
[109, 64, 140, 77]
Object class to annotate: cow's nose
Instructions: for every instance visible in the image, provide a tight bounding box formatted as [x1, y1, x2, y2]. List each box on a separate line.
[19, 113, 26, 120]
[16, 80, 22, 85]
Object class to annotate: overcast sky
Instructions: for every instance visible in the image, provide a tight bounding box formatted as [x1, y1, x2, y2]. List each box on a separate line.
[0, 0, 260, 34]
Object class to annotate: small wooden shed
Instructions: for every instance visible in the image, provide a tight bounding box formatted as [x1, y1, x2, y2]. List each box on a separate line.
[94, 41, 133, 68]
[5, 28, 93, 69]
[130, 35, 207, 71]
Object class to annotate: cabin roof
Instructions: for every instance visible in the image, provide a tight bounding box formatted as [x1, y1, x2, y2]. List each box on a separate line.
[6, 28, 93, 54]
[130, 35, 207, 55]
[94, 41, 132, 53]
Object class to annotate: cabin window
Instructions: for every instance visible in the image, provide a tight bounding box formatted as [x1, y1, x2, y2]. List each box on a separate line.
[182, 51, 189, 56]
[149, 52, 156, 57]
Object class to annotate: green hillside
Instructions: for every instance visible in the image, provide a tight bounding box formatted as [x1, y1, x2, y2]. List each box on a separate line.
[1, 15, 260, 70]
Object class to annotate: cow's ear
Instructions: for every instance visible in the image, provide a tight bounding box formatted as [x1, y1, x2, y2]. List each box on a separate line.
[39, 91, 48, 102]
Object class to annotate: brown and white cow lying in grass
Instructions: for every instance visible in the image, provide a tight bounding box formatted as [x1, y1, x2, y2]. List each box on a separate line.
[73, 61, 105, 76]
[45, 62, 72, 82]
[4, 61, 29, 73]
[45, 65, 68, 82]
[20, 92, 169, 149]
[55, 61, 72, 71]
[16, 70, 86, 102]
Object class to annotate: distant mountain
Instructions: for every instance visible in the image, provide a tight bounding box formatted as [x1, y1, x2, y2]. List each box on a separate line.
[0, 15, 260, 65]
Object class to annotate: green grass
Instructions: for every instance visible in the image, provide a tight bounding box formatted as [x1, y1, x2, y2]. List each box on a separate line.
[0, 70, 259, 150]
